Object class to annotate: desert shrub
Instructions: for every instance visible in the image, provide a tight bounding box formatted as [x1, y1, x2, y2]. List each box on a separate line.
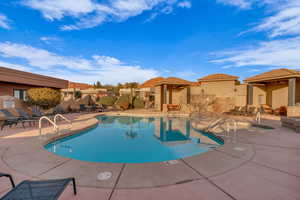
[74, 91, 82, 99]
[133, 97, 145, 109]
[116, 95, 131, 110]
[27, 88, 61, 109]
[98, 96, 116, 106]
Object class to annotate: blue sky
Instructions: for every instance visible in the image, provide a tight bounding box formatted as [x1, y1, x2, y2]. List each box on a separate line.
[0, 0, 300, 84]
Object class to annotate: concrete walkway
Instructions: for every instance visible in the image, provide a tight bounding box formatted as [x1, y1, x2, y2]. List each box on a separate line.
[0, 114, 300, 200]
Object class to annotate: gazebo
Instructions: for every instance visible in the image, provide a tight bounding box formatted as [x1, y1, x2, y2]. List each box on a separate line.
[154, 77, 194, 112]
[244, 68, 300, 116]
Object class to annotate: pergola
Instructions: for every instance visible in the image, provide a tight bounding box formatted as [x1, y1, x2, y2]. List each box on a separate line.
[155, 77, 193, 111]
[244, 68, 300, 107]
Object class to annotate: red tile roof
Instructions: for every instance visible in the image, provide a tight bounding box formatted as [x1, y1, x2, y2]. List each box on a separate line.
[68, 82, 92, 90]
[155, 77, 194, 86]
[198, 73, 238, 82]
[244, 68, 300, 83]
[139, 77, 165, 88]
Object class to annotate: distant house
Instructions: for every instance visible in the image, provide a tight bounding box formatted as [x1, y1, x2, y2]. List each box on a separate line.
[0, 66, 68, 101]
[61, 82, 108, 101]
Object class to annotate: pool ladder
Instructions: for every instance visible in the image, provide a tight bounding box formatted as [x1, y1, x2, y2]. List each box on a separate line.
[206, 117, 237, 138]
[39, 114, 72, 139]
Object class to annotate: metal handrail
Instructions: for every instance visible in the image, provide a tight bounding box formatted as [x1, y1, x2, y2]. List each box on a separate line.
[255, 112, 261, 124]
[54, 114, 72, 128]
[39, 116, 59, 138]
[54, 114, 72, 135]
[225, 118, 237, 134]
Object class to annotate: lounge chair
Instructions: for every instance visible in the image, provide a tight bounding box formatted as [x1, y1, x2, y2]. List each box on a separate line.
[31, 108, 45, 118]
[0, 173, 76, 200]
[0, 173, 15, 188]
[224, 106, 240, 115]
[0, 109, 19, 130]
[245, 106, 257, 116]
[235, 106, 247, 116]
[79, 104, 87, 112]
[260, 104, 273, 114]
[15, 108, 39, 127]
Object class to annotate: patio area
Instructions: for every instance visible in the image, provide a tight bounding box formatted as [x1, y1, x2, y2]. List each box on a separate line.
[0, 112, 300, 200]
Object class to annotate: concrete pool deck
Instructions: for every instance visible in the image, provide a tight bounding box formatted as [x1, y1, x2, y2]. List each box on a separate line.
[0, 113, 300, 199]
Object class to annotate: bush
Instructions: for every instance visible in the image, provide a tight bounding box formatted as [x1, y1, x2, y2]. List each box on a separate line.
[27, 88, 61, 109]
[133, 97, 145, 109]
[74, 91, 82, 99]
[98, 96, 116, 106]
[116, 95, 131, 110]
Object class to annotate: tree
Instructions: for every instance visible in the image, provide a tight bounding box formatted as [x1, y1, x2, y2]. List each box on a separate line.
[27, 88, 61, 109]
[93, 81, 102, 89]
[74, 91, 82, 99]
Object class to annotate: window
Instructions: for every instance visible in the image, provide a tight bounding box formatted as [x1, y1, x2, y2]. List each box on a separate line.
[3, 100, 15, 108]
[13, 89, 27, 101]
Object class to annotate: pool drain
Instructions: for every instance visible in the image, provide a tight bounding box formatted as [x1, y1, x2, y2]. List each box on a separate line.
[97, 172, 112, 181]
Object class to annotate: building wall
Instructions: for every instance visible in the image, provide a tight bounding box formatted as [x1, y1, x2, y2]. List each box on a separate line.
[0, 67, 68, 89]
[171, 87, 187, 105]
[296, 80, 300, 104]
[235, 84, 247, 106]
[266, 83, 288, 109]
[199, 81, 236, 98]
[0, 82, 44, 97]
[190, 81, 248, 107]
[252, 85, 266, 107]
[155, 86, 162, 110]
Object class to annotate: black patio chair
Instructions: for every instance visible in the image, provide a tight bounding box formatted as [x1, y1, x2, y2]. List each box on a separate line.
[0, 173, 15, 188]
[0, 176, 77, 200]
[224, 106, 240, 115]
[31, 108, 47, 118]
[79, 104, 86, 112]
[0, 109, 19, 130]
[15, 108, 39, 127]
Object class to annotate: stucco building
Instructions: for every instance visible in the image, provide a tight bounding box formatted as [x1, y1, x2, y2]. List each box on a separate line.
[153, 69, 300, 116]
[0, 66, 68, 101]
[245, 68, 300, 116]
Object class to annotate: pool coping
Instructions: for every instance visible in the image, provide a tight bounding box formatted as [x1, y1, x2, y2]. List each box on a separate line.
[0, 112, 260, 189]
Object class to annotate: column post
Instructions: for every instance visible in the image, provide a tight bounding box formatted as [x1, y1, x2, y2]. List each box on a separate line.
[288, 78, 296, 106]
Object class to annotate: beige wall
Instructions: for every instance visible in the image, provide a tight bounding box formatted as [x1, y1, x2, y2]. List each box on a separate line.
[155, 86, 162, 110]
[296, 80, 300, 104]
[190, 81, 248, 107]
[199, 81, 236, 98]
[235, 84, 247, 106]
[252, 82, 289, 109]
[266, 83, 288, 109]
[252, 85, 266, 107]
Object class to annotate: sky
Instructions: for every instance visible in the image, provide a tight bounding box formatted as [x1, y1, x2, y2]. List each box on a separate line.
[0, 0, 300, 85]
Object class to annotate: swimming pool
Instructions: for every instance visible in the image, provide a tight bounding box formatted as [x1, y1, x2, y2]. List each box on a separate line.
[45, 116, 223, 163]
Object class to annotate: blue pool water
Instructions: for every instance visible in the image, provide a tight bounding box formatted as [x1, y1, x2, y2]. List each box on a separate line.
[45, 116, 223, 163]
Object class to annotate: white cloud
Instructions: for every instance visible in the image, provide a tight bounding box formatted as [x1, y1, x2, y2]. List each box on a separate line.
[23, 0, 95, 20]
[255, 1, 300, 37]
[40, 36, 60, 44]
[0, 42, 92, 70]
[0, 13, 11, 29]
[216, 0, 252, 9]
[211, 37, 300, 69]
[0, 61, 30, 71]
[23, 0, 191, 30]
[177, 1, 191, 9]
[0, 41, 159, 84]
[216, 0, 300, 38]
